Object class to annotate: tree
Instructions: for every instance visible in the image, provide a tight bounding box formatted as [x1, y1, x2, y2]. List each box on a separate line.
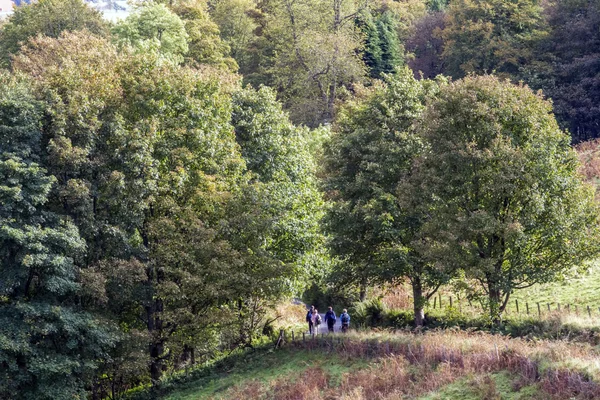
[230, 85, 327, 312]
[170, 0, 238, 71]
[356, 9, 383, 78]
[210, 0, 259, 70]
[13, 30, 244, 384]
[416, 75, 600, 324]
[356, 9, 404, 79]
[441, 0, 547, 79]
[0, 0, 108, 67]
[528, 0, 600, 143]
[264, 0, 366, 125]
[376, 11, 404, 76]
[324, 67, 446, 325]
[112, 3, 189, 62]
[0, 72, 115, 400]
[406, 11, 446, 79]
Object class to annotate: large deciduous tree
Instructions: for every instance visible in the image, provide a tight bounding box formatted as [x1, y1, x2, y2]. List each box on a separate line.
[416, 75, 600, 324]
[324, 67, 447, 325]
[0, 72, 115, 400]
[112, 3, 189, 62]
[0, 0, 108, 67]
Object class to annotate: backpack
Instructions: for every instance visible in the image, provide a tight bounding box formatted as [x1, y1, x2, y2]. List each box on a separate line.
[316, 314, 322, 325]
[341, 313, 349, 323]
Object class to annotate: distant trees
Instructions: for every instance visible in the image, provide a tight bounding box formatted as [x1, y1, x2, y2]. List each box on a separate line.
[113, 3, 189, 62]
[533, 0, 600, 143]
[440, 0, 547, 79]
[0, 0, 108, 66]
[356, 9, 404, 79]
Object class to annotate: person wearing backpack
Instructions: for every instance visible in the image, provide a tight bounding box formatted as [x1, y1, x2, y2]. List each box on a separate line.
[306, 305, 315, 334]
[340, 309, 350, 333]
[311, 308, 322, 335]
[324, 306, 336, 333]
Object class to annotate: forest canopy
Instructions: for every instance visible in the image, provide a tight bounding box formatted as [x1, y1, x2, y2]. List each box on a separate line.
[1, 0, 600, 399]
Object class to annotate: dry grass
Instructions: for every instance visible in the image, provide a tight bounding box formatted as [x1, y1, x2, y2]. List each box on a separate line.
[219, 330, 600, 399]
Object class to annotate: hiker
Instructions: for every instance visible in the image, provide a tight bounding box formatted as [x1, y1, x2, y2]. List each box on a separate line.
[306, 305, 315, 334]
[324, 306, 336, 333]
[311, 308, 322, 335]
[340, 309, 350, 333]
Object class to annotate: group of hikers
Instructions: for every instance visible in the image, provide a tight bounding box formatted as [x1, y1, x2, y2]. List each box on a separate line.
[305, 306, 350, 334]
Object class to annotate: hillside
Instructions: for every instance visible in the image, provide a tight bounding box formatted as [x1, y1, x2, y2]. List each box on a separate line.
[157, 331, 600, 400]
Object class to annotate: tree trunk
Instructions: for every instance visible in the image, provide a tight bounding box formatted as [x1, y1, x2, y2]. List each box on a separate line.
[487, 279, 502, 326]
[147, 297, 165, 383]
[359, 280, 367, 302]
[412, 276, 425, 327]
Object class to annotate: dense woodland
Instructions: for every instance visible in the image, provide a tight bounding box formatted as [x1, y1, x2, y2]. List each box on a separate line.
[1, 0, 600, 399]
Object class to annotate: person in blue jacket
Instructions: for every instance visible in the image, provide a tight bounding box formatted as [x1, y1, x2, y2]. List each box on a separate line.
[340, 309, 350, 333]
[306, 305, 315, 334]
[324, 306, 336, 333]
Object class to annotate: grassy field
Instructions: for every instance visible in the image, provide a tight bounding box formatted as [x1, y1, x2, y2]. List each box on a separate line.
[161, 330, 600, 400]
[510, 261, 600, 311]
[378, 261, 600, 320]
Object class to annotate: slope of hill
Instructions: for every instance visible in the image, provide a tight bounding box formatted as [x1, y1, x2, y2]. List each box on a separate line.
[151, 331, 600, 400]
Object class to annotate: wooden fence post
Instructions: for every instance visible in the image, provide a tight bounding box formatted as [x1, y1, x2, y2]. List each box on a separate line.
[433, 297, 437, 309]
[515, 299, 519, 313]
[537, 302, 541, 317]
[547, 303, 550, 312]
[526, 302, 529, 315]
[450, 296, 453, 308]
[558, 303, 561, 311]
[439, 293, 442, 308]
[303, 332, 305, 342]
[588, 305, 591, 318]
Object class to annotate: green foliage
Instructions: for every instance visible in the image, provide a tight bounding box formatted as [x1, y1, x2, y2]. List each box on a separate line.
[231, 85, 327, 279]
[441, 0, 548, 79]
[112, 3, 189, 62]
[528, 0, 600, 143]
[0, 72, 116, 400]
[357, 10, 404, 79]
[376, 11, 404, 77]
[356, 9, 383, 79]
[416, 75, 600, 323]
[324, 67, 447, 324]
[252, 0, 366, 125]
[0, 0, 108, 67]
[170, 0, 238, 71]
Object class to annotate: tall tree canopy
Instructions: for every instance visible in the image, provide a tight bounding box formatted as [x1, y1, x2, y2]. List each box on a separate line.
[0, 72, 115, 400]
[0, 0, 108, 67]
[324, 67, 447, 324]
[415, 75, 600, 323]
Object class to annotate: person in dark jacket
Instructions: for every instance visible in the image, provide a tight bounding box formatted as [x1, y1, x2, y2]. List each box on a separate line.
[340, 309, 350, 333]
[324, 306, 336, 333]
[306, 305, 315, 334]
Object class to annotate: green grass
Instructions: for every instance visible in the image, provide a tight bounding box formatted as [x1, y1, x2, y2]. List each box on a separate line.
[165, 349, 541, 400]
[419, 372, 543, 400]
[510, 261, 600, 311]
[165, 347, 368, 400]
